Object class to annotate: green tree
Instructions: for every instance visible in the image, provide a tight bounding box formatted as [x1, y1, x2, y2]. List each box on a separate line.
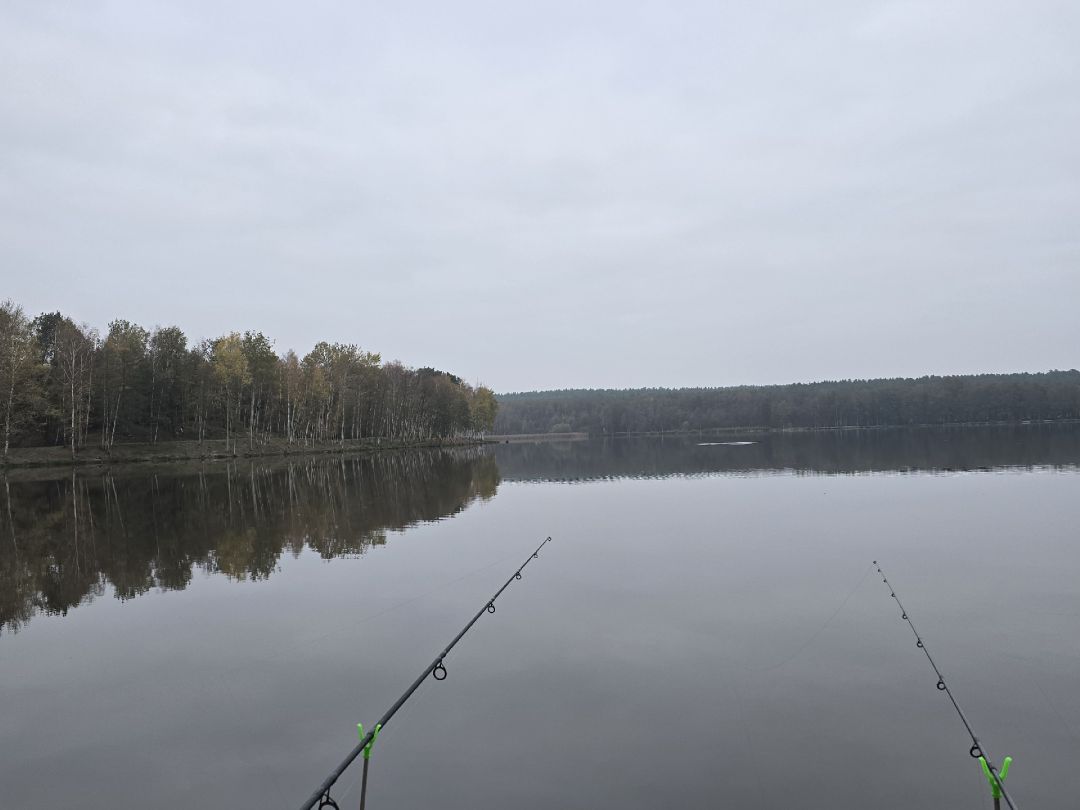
[51, 319, 95, 458]
[0, 301, 42, 459]
[470, 385, 498, 436]
[100, 320, 149, 450]
[241, 331, 277, 449]
[148, 326, 187, 442]
[211, 333, 251, 453]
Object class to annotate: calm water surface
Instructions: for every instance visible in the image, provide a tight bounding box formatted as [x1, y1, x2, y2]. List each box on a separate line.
[1, 426, 1078, 809]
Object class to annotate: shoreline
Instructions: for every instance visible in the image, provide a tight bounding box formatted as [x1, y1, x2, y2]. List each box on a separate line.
[491, 418, 1080, 441]
[0, 436, 493, 471]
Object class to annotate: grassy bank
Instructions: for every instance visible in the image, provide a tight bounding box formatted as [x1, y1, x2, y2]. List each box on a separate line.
[1, 436, 491, 470]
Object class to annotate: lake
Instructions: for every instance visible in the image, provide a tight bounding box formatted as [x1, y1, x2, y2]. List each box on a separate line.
[2, 425, 1078, 809]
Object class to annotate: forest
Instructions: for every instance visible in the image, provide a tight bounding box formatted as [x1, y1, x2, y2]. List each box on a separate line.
[0, 299, 497, 459]
[494, 371, 1080, 435]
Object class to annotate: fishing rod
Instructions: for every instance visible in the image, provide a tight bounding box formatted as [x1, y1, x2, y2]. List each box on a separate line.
[873, 561, 1019, 810]
[298, 536, 553, 810]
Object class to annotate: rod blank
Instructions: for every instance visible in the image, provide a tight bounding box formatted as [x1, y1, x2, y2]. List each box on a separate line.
[873, 561, 1019, 810]
[297, 536, 552, 810]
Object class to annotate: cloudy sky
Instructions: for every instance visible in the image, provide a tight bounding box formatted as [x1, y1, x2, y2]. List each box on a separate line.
[2, 1, 1077, 392]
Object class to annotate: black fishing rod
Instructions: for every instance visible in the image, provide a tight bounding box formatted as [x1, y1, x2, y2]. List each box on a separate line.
[298, 536, 553, 810]
[873, 561, 1019, 810]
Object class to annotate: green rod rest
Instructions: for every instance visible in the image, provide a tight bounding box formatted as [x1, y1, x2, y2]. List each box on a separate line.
[357, 723, 382, 760]
[978, 755, 1012, 799]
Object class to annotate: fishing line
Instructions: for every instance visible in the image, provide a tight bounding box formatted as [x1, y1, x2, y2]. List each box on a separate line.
[211, 666, 293, 810]
[873, 561, 1020, 810]
[288, 548, 527, 650]
[1031, 676, 1080, 746]
[682, 562, 874, 675]
[298, 536, 552, 810]
[212, 548, 528, 680]
[191, 544, 535, 809]
[684, 563, 874, 804]
[749, 561, 874, 673]
[726, 676, 768, 806]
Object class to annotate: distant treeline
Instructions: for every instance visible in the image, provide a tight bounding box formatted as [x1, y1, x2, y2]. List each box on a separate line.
[0, 300, 497, 459]
[494, 371, 1080, 435]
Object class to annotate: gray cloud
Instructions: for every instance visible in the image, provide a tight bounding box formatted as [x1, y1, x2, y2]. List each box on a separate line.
[2, 0, 1077, 391]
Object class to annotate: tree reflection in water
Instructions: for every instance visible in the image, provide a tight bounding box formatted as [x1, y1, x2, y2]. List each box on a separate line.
[5, 423, 1078, 635]
[493, 423, 1080, 482]
[0, 448, 500, 634]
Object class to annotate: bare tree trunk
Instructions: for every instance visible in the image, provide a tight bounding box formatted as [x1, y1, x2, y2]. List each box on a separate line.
[70, 366, 77, 460]
[198, 379, 205, 444]
[149, 354, 157, 444]
[100, 364, 108, 450]
[109, 388, 122, 451]
[3, 386, 11, 461]
[3, 334, 13, 460]
[84, 354, 93, 450]
[340, 387, 346, 446]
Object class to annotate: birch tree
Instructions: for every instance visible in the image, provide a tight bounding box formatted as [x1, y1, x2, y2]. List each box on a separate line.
[51, 319, 94, 459]
[211, 333, 251, 454]
[469, 385, 498, 437]
[282, 350, 303, 444]
[0, 302, 41, 460]
[100, 320, 149, 450]
[240, 331, 276, 449]
[148, 326, 187, 442]
[5, 300, 499, 452]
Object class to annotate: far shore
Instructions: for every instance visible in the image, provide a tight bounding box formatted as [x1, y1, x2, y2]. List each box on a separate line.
[490, 418, 1080, 442]
[6, 419, 1075, 470]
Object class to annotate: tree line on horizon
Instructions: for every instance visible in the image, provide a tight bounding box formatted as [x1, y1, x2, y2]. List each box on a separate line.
[494, 371, 1080, 435]
[0, 299, 497, 459]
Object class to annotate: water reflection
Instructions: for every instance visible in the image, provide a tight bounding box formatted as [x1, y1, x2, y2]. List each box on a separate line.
[3, 424, 1078, 635]
[494, 423, 1080, 481]
[2, 426, 1079, 809]
[0, 448, 500, 634]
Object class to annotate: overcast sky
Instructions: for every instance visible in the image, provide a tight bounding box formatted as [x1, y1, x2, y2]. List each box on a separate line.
[2, 1, 1077, 392]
